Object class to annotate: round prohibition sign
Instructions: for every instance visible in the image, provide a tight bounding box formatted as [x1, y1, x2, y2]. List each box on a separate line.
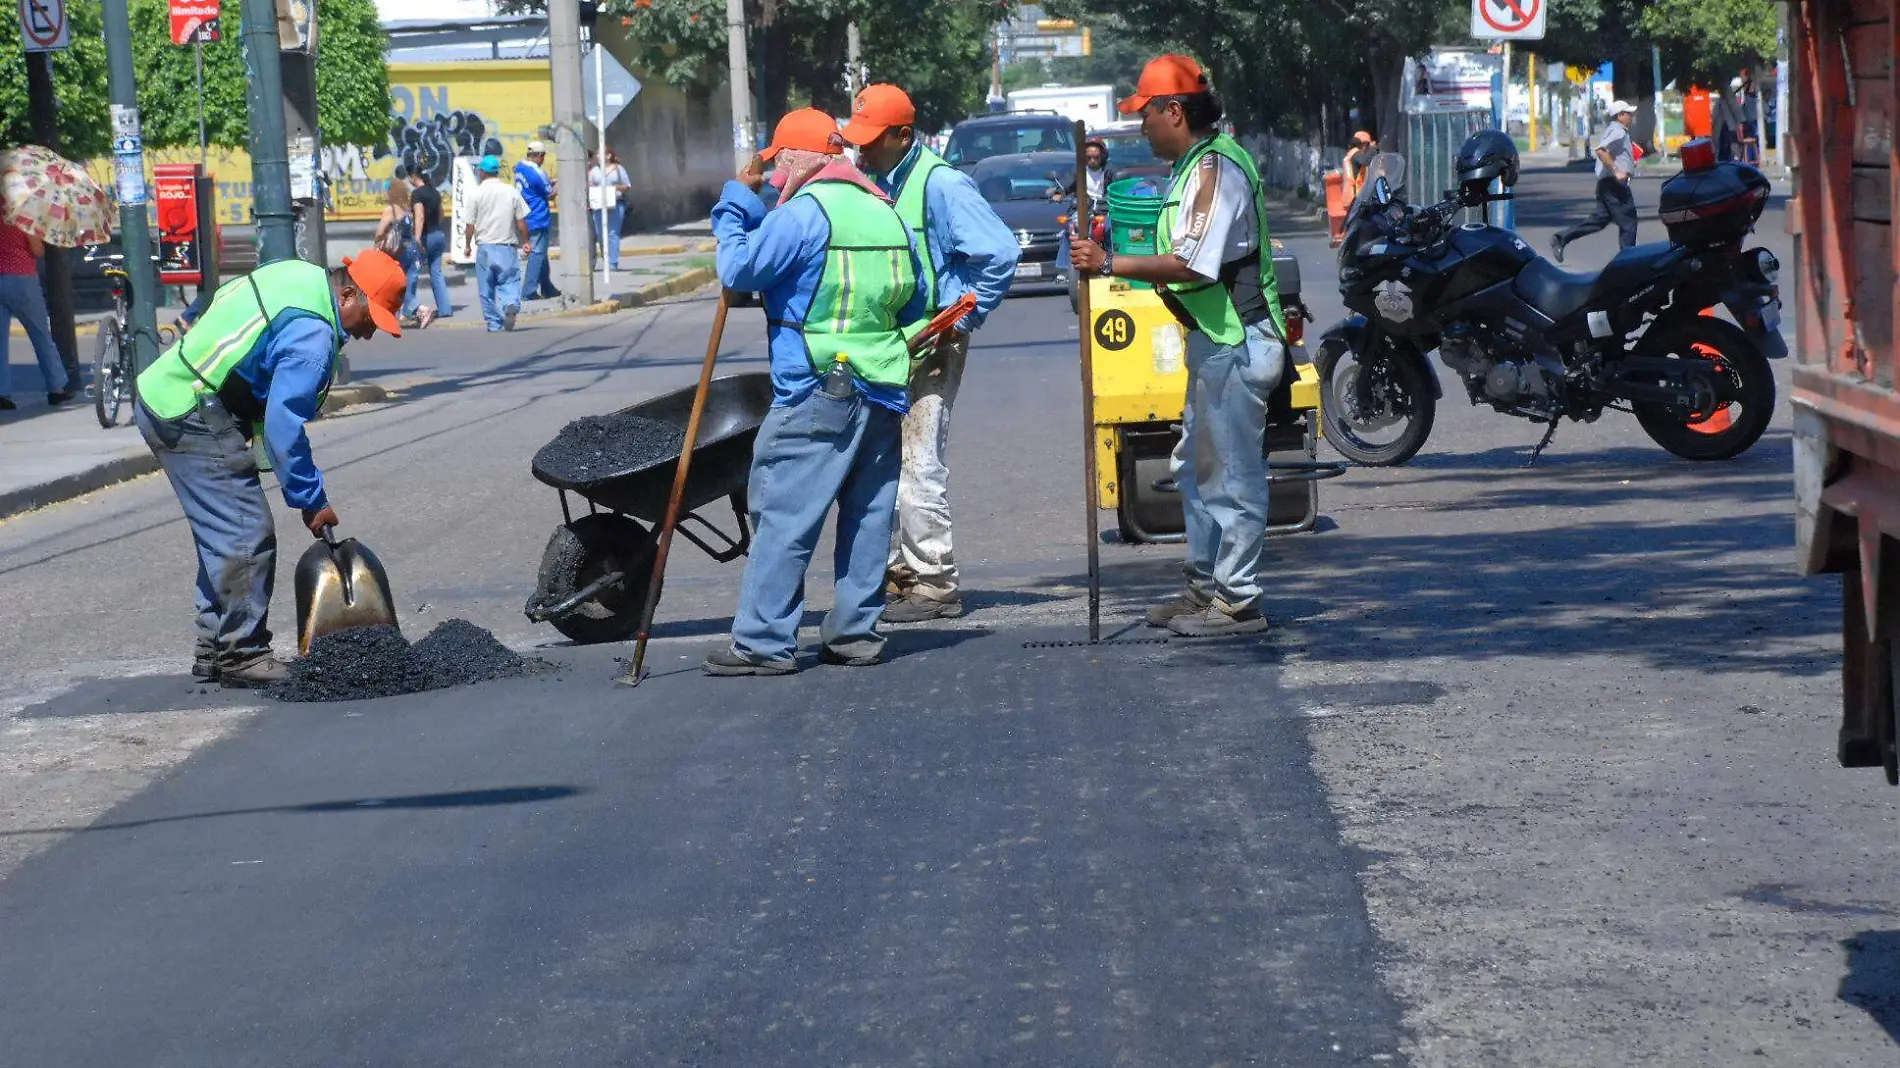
[22, 0, 68, 49]
[1479, 0, 1539, 35]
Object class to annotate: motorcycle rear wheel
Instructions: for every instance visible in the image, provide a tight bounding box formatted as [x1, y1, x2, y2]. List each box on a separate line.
[1632, 317, 1775, 461]
[1316, 341, 1436, 466]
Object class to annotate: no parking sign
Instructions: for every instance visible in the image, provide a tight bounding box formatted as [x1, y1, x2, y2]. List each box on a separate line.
[17, 0, 69, 52]
[1471, 0, 1545, 41]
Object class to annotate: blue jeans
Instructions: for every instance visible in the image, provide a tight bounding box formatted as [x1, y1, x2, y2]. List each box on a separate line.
[403, 231, 454, 318]
[475, 243, 521, 330]
[135, 400, 277, 659]
[590, 204, 625, 269]
[1176, 323, 1286, 610]
[524, 227, 558, 299]
[0, 272, 70, 397]
[730, 388, 903, 663]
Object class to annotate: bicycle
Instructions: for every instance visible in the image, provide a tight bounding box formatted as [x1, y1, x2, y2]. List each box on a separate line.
[85, 248, 175, 429]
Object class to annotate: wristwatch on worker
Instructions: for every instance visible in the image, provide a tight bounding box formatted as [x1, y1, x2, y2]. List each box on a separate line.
[1096, 249, 1114, 278]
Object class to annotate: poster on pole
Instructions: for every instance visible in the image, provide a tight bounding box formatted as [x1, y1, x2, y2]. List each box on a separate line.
[449, 156, 481, 266]
[1471, 0, 1545, 41]
[18, 0, 69, 52]
[169, 0, 220, 44]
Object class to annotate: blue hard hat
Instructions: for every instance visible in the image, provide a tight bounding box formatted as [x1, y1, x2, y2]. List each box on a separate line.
[479, 154, 502, 174]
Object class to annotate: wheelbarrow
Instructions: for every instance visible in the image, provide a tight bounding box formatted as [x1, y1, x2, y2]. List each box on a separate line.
[524, 371, 775, 644]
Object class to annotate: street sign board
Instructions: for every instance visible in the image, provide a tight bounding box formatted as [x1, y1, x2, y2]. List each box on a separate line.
[581, 45, 643, 131]
[1471, 0, 1545, 41]
[18, 0, 69, 52]
[169, 0, 221, 44]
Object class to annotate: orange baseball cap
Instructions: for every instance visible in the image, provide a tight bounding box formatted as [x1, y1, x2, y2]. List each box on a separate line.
[343, 249, 407, 337]
[1117, 54, 1210, 115]
[758, 108, 844, 162]
[841, 84, 917, 146]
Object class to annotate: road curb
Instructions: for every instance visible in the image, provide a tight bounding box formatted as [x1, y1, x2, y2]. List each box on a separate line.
[321, 382, 391, 414]
[433, 264, 718, 332]
[0, 451, 161, 523]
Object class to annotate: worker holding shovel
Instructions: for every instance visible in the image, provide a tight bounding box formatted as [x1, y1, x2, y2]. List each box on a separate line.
[703, 108, 929, 676]
[134, 250, 408, 687]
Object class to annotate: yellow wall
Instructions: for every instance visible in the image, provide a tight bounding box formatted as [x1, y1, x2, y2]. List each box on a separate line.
[89, 61, 556, 225]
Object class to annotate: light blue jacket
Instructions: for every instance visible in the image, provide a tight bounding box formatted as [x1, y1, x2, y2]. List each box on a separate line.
[876, 141, 1020, 332]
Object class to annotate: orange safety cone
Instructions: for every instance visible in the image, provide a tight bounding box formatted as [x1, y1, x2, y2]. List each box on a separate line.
[1688, 306, 1733, 434]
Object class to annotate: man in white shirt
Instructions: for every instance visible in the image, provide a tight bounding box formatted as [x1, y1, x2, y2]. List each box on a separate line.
[1552, 101, 1638, 261]
[1069, 55, 1288, 637]
[462, 154, 531, 331]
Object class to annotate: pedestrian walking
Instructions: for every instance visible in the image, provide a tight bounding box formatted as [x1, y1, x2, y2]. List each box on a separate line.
[588, 149, 630, 271]
[843, 83, 1019, 624]
[1551, 100, 1640, 262]
[0, 209, 74, 411]
[1713, 84, 1743, 162]
[404, 167, 452, 325]
[462, 155, 530, 332]
[703, 107, 929, 676]
[1734, 71, 1761, 165]
[514, 140, 561, 301]
[1069, 55, 1290, 637]
[133, 249, 407, 686]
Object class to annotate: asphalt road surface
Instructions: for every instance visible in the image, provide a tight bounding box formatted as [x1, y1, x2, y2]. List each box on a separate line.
[0, 160, 1895, 1067]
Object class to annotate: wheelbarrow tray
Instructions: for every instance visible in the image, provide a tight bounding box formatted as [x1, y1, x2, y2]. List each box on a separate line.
[531, 372, 774, 522]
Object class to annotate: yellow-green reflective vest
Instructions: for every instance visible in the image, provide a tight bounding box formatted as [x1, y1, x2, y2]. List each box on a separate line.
[792, 180, 918, 390]
[1156, 133, 1287, 346]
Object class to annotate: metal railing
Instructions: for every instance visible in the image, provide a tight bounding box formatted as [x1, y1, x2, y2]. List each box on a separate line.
[1404, 109, 1491, 222]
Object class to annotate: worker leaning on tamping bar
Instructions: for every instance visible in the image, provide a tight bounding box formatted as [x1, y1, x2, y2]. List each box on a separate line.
[1068, 55, 1288, 638]
[704, 108, 929, 676]
[134, 250, 408, 687]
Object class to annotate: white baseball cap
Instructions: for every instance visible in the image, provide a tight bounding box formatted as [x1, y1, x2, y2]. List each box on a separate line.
[527, 140, 547, 154]
[1609, 100, 1636, 116]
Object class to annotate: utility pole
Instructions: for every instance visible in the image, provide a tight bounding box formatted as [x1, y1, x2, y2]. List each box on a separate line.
[25, 54, 79, 381]
[280, 42, 327, 267]
[100, 0, 161, 373]
[726, 0, 754, 170]
[548, 0, 595, 304]
[846, 22, 862, 101]
[239, 0, 296, 265]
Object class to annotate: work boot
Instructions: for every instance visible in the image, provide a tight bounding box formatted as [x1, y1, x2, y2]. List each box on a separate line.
[819, 645, 881, 667]
[1549, 234, 1567, 264]
[46, 389, 76, 407]
[1145, 586, 1212, 628]
[1167, 597, 1272, 638]
[191, 643, 219, 681]
[882, 593, 964, 624]
[219, 651, 291, 689]
[703, 645, 797, 677]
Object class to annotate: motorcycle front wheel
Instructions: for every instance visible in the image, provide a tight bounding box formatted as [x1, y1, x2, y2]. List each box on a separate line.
[1316, 340, 1437, 466]
[1631, 316, 1775, 461]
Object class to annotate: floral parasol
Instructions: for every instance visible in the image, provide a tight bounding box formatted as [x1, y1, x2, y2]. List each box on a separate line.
[0, 144, 115, 248]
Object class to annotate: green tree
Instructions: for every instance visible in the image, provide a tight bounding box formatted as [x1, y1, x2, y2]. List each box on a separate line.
[129, 0, 391, 150]
[1640, 0, 1775, 83]
[0, 2, 114, 157]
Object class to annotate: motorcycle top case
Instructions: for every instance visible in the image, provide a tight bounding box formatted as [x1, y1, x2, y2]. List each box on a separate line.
[1658, 161, 1770, 248]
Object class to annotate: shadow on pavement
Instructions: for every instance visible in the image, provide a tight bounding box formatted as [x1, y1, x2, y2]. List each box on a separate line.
[1840, 930, 1900, 1046]
[0, 784, 587, 836]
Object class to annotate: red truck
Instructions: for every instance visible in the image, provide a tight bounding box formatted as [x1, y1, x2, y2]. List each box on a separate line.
[1790, 0, 1900, 784]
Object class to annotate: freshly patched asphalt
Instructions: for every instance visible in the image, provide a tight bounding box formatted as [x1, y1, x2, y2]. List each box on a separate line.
[0, 159, 1895, 1066]
[534, 411, 688, 483]
[268, 619, 546, 703]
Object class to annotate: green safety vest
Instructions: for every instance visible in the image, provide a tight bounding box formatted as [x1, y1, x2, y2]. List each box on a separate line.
[790, 179, 918, 390]
[892, 144, 952, 313]
[1156, 133, 1287, 346]
[137, 259, 342, 424]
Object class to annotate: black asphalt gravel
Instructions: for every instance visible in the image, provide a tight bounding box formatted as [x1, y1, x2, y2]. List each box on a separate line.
[535, 412, 686, 483]
[269, 620, 545, 703]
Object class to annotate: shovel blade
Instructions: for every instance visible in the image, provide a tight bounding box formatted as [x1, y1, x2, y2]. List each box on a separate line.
[294, 536, 398, 654]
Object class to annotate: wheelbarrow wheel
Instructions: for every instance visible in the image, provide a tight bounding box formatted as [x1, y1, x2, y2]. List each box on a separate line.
[532, 513, 658, 645]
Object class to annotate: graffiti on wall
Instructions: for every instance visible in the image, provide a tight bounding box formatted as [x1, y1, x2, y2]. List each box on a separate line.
[375, 111, 505, 189]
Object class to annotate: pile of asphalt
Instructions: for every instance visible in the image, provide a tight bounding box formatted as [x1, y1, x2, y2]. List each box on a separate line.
[269, 619, 547, 703]
[535, 412, 686, 482]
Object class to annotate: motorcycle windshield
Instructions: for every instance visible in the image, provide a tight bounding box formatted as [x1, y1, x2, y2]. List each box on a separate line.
[1339, 153, 1408, 263]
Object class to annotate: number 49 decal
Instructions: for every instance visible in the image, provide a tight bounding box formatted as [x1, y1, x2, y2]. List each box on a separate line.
[1093, 309, 1136, 351]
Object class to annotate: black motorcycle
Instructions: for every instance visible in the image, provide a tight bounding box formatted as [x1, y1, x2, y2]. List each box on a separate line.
[1316, 132, 1785, 466]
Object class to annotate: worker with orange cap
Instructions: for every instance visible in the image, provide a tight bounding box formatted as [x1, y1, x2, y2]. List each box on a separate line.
[703, 108, 930, 676]
[842, 82, 1020, 625]
[1342, 130, 1378, 200]
[1069, 55, 1288, 638]
[133, 249, 409, 686]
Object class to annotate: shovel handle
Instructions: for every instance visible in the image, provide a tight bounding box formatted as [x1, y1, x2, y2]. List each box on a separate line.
[319, 524, 339, 547]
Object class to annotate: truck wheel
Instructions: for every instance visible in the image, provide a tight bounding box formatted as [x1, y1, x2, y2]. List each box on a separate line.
[529, 513, 656, 645]
[1633, 317, 1775, 461]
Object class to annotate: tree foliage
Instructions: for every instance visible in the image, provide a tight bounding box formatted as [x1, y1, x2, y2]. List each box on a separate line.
[1640, 0, 1776, 83]
[0, 0, 389, 156]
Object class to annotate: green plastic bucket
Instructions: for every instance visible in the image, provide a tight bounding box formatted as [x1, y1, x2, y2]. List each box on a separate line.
[1102, 177, 1164, 290]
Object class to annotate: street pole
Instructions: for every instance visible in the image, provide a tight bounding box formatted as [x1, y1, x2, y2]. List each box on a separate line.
[594, 36, 611, 294]
[25, 52, 80, 382]
[1527, 54, 1539, 152]
[846, 21, 861, 100]
[1651, 44, 1665, 158]
[195, 43, 207, 166]
[100, 0, 161, 374]
[548, 0, 595, 304]
[239, 0, 295, 265]
[725, 0, 754, 170]
[1775, 3, 1789, 173]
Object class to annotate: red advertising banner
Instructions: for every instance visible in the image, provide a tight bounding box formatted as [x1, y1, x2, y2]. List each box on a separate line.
[168, 0, 219, 44]
[154, 164, 203, 286]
